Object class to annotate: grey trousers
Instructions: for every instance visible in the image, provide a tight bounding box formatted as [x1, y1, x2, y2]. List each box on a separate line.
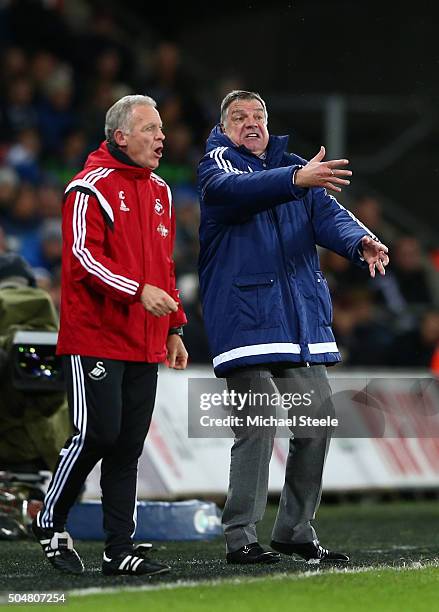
[223, 363, 333, 553]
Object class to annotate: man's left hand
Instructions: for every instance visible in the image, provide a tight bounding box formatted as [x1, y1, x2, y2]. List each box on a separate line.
[166, 335, 189, 369]
[361, 235, 390, 278]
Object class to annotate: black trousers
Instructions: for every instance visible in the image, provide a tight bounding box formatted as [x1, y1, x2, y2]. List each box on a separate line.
[38, 356, 158, 556]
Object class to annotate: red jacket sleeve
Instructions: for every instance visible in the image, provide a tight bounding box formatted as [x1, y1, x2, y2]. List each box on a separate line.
[167, 193, 187, 329]
[65, 190, 143, 303]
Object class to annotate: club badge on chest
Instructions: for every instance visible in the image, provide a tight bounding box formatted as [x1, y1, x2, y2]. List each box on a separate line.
[156, 223, 169, 238]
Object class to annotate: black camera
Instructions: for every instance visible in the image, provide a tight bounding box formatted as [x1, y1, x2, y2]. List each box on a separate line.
[11, 331, 65, 392]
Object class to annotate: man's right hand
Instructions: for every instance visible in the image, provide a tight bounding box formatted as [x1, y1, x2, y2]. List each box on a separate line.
[140, 284, 178, 317]
[294, 146, 352, 193]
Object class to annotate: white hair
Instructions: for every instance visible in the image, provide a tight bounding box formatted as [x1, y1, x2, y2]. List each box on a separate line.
[105, 94, 157, 144]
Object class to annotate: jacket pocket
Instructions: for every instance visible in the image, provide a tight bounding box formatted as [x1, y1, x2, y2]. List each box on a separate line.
[315, 271, 333, 326]
[233, 273, 280, 331]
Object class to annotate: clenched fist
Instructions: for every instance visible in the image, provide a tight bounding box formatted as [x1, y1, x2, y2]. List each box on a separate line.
[140, 284, 178, 317]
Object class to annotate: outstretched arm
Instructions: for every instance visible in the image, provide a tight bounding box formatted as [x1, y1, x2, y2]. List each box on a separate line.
[295, 146, 352, 193]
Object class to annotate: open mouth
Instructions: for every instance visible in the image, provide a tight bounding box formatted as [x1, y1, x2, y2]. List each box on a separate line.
[153, 146, 163, 157]
[245, 133, 260, 140]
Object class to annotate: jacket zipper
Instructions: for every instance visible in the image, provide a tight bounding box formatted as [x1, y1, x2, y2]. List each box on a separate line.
[136, 179, 149, 359]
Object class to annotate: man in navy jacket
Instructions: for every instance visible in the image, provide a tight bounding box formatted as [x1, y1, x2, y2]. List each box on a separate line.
[197, 90, 389, 564]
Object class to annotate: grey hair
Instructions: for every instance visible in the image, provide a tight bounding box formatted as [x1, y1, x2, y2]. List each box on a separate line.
[105, 94, 157, 144]
[220, 90, 268, 126]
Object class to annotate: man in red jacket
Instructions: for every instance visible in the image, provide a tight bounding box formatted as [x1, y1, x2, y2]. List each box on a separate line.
[32, 95, 188, 576]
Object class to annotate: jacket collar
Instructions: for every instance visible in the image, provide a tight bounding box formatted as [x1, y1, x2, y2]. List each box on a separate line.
[83, 141, 152, 179]
[107, 142, 144, 168]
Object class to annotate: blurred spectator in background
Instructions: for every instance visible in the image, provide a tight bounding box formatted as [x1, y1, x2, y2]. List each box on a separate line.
[43, 129, 87, 186]
[158, 124, 197, 187]
[80, 81, 119, 150]
[0, 47, 28, 87]
[172, 186, 200, 275]
[86, 47, 131, 103]
[75, 8, 133, 84]
[372, 236, 439, 329]
[22, 218, 62, 275]
[332, 289, 394, 366]
[38, 219, 62, 274]
[6, 128, 41, 184]
[0, 184, 40, 254]
[431, 345, 439, 375]
[352, 194, 397, 247]
[139, 42, 208, 142]
[0, 77, 38, 139]
[46, 265, 62, 312]
[387, 310, 439, 368]
[30, 51, 59, 99]
[94, 48, 123, 88]
[0, 167, 19, 218]
[389, 236, 437, 307]
[0, 0, 72, 59]
[0, 225, 6, 254]
[178, 284, 210, 364]
[320, 249, 366, 297]
[37, 65, 76, 156]
[36, 182, 63, 220]
[431, 248, 439, 272]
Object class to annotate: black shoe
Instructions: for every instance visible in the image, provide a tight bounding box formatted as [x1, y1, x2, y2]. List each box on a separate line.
[102, 544, 170, 576]
[32, 517, 84, 574]
[226, 543, 281, 565]
[270, 539, 349, 564]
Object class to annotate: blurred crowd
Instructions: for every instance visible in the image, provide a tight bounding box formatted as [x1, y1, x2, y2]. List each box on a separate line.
[1, 1, 438, 370]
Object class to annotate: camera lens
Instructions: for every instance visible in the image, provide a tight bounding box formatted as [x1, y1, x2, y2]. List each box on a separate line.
[17, 346, 60, 379]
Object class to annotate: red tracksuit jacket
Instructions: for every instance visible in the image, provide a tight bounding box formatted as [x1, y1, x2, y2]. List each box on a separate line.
[56, 141, 187, 362]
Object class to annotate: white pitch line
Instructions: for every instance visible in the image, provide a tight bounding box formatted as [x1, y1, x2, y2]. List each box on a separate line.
[68, 560, 439, 599]
[0, 574, 36, 579]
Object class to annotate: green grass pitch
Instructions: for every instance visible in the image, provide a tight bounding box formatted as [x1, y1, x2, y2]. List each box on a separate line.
[1, 500, 438, 610]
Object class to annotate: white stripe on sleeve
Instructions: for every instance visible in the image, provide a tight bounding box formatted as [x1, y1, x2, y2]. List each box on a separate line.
[72, 192, 139, 295]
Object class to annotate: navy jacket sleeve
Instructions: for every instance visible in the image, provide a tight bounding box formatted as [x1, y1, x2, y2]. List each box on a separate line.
[198, 147, 307, 223]
[311, 188, 379, 265]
